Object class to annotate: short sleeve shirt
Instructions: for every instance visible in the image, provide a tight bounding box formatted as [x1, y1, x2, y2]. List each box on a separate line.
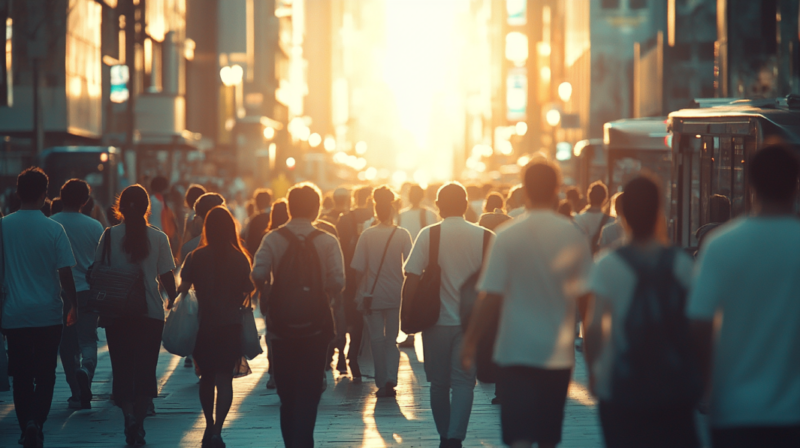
[478, 210, 592, 369]
[51, 212, 105, 292]
[398, 207, 438, 241]
[1, 210, 76, 329]
[351, 224, 412, 310]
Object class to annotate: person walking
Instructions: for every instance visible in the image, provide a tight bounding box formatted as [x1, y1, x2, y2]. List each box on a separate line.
[478, 192, 511, 231]
[597, 192, 625, 250]
[1, 167, 78, 448]
[243, 188, 273, 256]
[252, 183, 344, 448]
[505, 185, 525, 218]
[181, 184, 207, 246]
[351, 186, 412, 397]
[403, 182, 492, 448]
[260, 199, 289, 390]
[689, 145, 800, 448]
[462, 161, 592, 448]
[585, 176, 701, 448]
[179, 206, 254, 448]
[320, 187, 350, 225]
[98, 185, 177, 446]
[180, 193, 226, 266]
[51, 179, 105, 410]
[398, 184, 438, 240]
[574, 181, 611, 253]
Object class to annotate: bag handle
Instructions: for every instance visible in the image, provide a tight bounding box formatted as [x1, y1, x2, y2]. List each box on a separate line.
[369, 226, 398, 296]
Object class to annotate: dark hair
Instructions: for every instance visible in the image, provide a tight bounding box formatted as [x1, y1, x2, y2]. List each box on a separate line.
[557, 199, 573, 218]
[150, 176, 169, 194]
[185, 184, 206, 209]
[565, 187, 581, 202]
[355, 186, 373, 208]
[16, 167, 48, 203]
[40, 198, 52, 217]
[81, 196, 95, 216]
[436, 182, 469, 217]
[507, 185, 524, 209]
[199, 206, 251, 266]
[523, 161, 561, 204]
[287, 182, 322, 220]
[587, 181, 608, 207]
[621, 176, 661, 241]
[254, 188, 273, 210]
[709, 194, 731, 223]
[373, 186, 396, 223]
[484, 192, 504, 213]
[333, 188, 351, 208]
[60, 179, 92, 209]
[194, 193, 225, 220]
[50, 197, 63, 215]
[322, 195, 335, 211]
[749, 145, 800, 204]
[113, 184, 151, 262]
[409, 184, 424, 206]
[268, 200, 289, 230]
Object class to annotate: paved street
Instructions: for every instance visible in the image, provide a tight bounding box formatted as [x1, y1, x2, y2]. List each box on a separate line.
[0, 319, 603, 448]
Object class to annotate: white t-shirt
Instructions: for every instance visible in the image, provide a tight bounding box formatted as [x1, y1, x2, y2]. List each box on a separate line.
[404, 217, 490, 326]
[478, 210, 592, 369]
[398, 207, 438, 241]
[94, 224, 176, 320]
[688, 217, 800, 428]
[51, 212, 105, 292]
[508, 207, 525, 219]
[351, 224, 413, 310]
[149, 194, 163, 231]
[598, 220, 626, 250]
[1, 210, 76, 329]
[574, 210, 609, 240]
[587, 246, 694, 401]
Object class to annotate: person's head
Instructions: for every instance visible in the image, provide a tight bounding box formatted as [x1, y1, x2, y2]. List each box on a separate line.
[269, 199, 289, 230]
[194, 192, 226, 220]
[482, 183, 493, 198]
[16, 167, 49, 206]
[436, 182, 469, 218]
[523, 160, 561, 207]
[587, 181, 608, 208]
[609, 192, 623, 218]
[287, 182, 322, 220]
[708, 194, 731, 223]
[373, 185, 397, 223]
[621, 176, 661, 242]
[557, 199, 573, 219]
[184, 184, 206, 210]
[354, 186, 373, 208]
[150, 176, 169, 194]
[565, 187, 581, 204]
[50, 197, 63, 215]
[333, 187, 351, 210]
[113, 185, 151, 262]
[484, 192, 505, 213]
[253, 188, 273, 211]
[322, 194, 335, 211]
[40, 198, 52, 217]
[200, 206, 251, 265]
[506, 185, 524, 210]
[60, 179, 92, 210]
[408, 184, 425, 207]
[749, 145, 799, 212]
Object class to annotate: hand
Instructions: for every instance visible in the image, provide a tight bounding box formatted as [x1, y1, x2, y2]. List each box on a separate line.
[460, 339, 477, 371]
[66, 306, 78, 327]
[166, 297, 176, 310]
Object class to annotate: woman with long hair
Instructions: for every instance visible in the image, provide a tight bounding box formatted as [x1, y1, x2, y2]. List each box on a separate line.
[268, 199, 289, 231]
[178, 206, 254, 448]
[96, 185, 177, 446]
[350, 186, 413, 397]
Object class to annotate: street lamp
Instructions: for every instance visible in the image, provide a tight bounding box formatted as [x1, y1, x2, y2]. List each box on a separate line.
[220, 64, 243, 87]
[558, 82, 573, 102]
[546, 109, 561, 127]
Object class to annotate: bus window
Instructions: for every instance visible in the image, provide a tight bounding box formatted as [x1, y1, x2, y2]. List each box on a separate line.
[682, 136, 703, 247]
[711, 136, 732, 202]
[731, 137, 747, 217]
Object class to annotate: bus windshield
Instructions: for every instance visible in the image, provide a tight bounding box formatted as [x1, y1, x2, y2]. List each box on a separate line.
[608, 149, 671, 195]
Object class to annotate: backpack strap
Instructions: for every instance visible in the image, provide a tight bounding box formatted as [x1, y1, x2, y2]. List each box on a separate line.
[369, 226, 398, 295]
[429, 224, 441, 267]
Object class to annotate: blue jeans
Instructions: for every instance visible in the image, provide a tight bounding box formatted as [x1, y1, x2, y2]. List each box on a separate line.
[59, 292, 98, 399]
[363, 307, 400, 388]
[422, 325, 477, 441]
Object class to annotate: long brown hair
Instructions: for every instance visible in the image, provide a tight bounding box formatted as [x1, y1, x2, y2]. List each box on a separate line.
[199, 206, 251, 266]
[113, 184, 151, 262]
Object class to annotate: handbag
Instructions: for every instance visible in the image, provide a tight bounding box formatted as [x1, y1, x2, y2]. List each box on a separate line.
[240, 295, 263, 360]
[86, 228, 148, 318]
[162, 290, 199, 357]
[401, 224, 442, 334]
[360, 226, 398, 315]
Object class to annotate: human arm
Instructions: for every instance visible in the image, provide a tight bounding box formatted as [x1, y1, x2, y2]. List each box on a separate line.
[324, 236, 346, 296]
[160, 272, 178, 309]
[460, 291, 502, 370]
[59, 267, 79, 326]
[251, 233, 274, 289]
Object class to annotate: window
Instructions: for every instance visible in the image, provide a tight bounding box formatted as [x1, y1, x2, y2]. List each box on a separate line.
[601, 0, 620, 9]
[629, 0, 648, 9]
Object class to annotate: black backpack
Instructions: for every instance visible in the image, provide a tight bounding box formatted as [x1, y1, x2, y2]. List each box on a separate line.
[401, 224, 442, 334]
[610, 246, 703, 408]
[266, 228, 334, 339]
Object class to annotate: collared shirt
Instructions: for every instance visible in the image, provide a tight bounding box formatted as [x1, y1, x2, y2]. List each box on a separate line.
[478, 210, 592, 369]
[404, 216, 490, 326]
[251, 218, 345, 297]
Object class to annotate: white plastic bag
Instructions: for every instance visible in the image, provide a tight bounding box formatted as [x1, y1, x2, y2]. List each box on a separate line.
[162, 291, 199, 357]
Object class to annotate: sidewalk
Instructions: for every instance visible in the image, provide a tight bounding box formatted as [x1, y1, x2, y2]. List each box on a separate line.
[0, 324, 602, 448]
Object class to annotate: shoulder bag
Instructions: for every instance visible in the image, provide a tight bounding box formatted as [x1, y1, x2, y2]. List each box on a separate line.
[87, 228, 148, 318]
[240, 293, 263, 360]
[361, 227, 398, 315]
[401, 224, 442, 334]
[459, 229, 493, 330]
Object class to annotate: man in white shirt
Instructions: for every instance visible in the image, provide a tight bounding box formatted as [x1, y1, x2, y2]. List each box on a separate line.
[462, 161, 592, 448]
[506, 185, 526, 218]
[574, 181, 611, 252]
[598, 192, 625, 250]
[403, 183, 492, 448]
[398, 184, 438, 241]
[50, 179, 105, 410]
[689, 145, 800, 448]
[1, 167, 78, 447]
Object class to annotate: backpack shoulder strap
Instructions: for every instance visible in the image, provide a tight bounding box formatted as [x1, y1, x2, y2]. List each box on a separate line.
[429, 224, 441, 266]
[306, 229, 324, 243]
[276, 226, 297, 243]
[102, 227, 112, 265]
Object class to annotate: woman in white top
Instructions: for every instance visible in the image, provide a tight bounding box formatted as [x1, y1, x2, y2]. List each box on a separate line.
[351, 186, 413, 397]
[95, 185, 177, 446]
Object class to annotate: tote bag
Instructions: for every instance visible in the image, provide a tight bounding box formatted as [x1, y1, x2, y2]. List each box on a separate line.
[162, 291, 199, 357]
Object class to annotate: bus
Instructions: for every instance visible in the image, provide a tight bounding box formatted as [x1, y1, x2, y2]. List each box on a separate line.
[39, 146, 123, 209]
[668, 97, 800, 249]
[604, 117, 672, 198]
[571, 139, 605, 195]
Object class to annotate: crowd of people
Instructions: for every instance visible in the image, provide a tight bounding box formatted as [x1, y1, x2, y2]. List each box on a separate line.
[0, 144, 799, 448]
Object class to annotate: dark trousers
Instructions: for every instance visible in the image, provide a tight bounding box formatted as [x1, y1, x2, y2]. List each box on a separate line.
[59, 292, 99, 399]
[5, 325, 63, 432]
[272, 334, 329, 448]
[712, 425, 800, 448]
[344, 302, 364, 373]
[599, 401, 699, 448]
[106, 316, 164, 405]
